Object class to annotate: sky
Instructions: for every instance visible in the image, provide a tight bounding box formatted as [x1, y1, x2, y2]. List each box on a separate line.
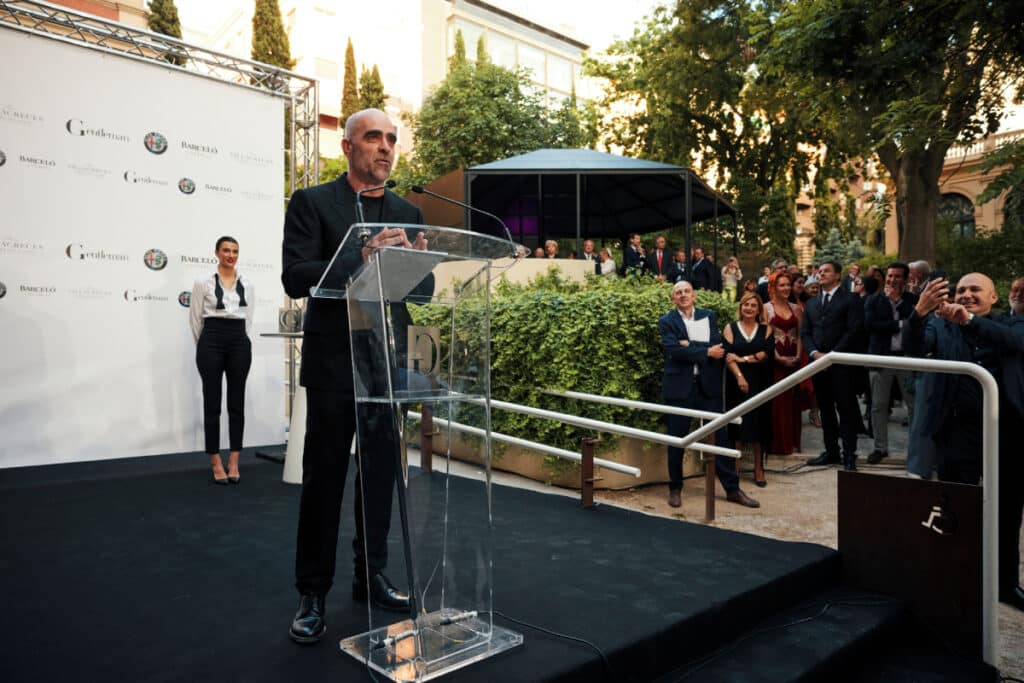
[173, 0, 666, 53]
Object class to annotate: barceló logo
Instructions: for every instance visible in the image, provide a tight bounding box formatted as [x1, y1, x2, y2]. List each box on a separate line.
[143, 248, 168, 271]
[144, 131, 168, 155]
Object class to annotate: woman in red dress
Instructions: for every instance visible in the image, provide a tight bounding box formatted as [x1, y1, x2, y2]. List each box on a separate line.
[764, 271, 804, 454]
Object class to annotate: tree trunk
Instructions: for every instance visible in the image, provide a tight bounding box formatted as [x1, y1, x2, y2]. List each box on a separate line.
[890, 147, 944, 265]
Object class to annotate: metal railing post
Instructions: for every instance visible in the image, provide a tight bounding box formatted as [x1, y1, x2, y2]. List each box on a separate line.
[580, 438, 597, 509]
[420, 404, 433, 474]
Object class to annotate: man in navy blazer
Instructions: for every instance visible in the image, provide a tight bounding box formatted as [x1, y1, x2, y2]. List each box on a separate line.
[659, 281, 760, 509]
[801, 259, 865, 470]
[623, 232, 646, 276]
[904, 273, 1024, 611]
[282, 108, 425, 643]
[863, 263, 918, 464]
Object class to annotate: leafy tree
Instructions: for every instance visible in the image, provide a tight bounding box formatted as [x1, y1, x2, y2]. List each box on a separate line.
[359, 64, 386, 110]
[407, 30, 563, 182]
[251, 0, 295, 71]
[550, 84, 591, 149]
[341, 38, 360, 130]
[147, 0, 184, 65]
[977, 138, 1024, 232]
[586, 0, 824, 260]
[757, 0, 1024, 264]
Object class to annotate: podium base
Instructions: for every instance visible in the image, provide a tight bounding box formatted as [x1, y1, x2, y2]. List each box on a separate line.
[339, 610, 523, 682]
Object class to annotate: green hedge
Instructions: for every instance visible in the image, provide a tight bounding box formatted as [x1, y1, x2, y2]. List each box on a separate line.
[410, 266, 737, 472]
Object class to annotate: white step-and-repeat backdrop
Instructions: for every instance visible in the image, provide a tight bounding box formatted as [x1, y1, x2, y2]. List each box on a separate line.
[0, 30, 287, 468]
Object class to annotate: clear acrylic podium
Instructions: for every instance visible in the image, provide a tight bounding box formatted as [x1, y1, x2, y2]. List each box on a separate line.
[310, 224, 523, 681]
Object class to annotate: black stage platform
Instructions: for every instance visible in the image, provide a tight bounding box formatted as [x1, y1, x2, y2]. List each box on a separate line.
[0, 453, 997, 682]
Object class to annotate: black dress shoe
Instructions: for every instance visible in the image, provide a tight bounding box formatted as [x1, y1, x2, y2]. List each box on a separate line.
[1000, 585, 1024, 612]
[353, 572, 410, 612]
[807, 451, 840, 467]
[843, 456, 858, 472]
[289, 593, 326, 644]
[866, 449, 888, 464]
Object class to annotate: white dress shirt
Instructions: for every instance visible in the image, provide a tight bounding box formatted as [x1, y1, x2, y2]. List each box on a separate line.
[189, 272, 254, 343]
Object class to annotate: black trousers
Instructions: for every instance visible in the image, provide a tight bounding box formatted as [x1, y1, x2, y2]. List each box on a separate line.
[665, 384, 739, 493]
[294, 388, 399, 595]
[196, 318, 251, 454]
[811, 365, 860, 458]
[1000, 404, 1023, 593]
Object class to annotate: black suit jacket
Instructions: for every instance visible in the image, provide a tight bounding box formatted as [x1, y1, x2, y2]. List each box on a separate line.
[658, 308, 723, 401]
[801, 286, 865, 356]
[690, 259, 716, 291]
[623, 245, 646, 275]
[646, 250, 672, 278]
[281, 173, 424, 392]
[863, 291, 919, 356]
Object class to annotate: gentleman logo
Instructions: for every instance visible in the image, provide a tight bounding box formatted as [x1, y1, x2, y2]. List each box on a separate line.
[178, 291, 191, 307]
[921, 495, 958, 536]
[178, 177, 196, 195]
[144, 131, 168, 155]
[143, 248, 168, 271]
[408, 326, 442, 378]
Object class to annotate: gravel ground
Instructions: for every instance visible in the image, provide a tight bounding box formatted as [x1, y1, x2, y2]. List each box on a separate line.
[590, 404, 1024, 679]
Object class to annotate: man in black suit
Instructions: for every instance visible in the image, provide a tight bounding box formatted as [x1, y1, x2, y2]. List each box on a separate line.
[658, 281, 760, 509]
[863, 263, 918, 464]
[904, 273, 1024, 611]
[622, 233, 646, 276]
[646, 235, 672, 281]
[575, 239, 600, 274]
[282, 108, 425, 644]
[756, 257, 788, 303]
[802, 259, 865, 470]
[689, 247, 716, 291]
[668, 248, 688, 283]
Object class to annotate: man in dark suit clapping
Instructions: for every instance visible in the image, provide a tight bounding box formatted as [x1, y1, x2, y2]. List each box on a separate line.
[801, 259, 865, 470]
[623, 233, 646, 276]
[863, 263, 918, 464]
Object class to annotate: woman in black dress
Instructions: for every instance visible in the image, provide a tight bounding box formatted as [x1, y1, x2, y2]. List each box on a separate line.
[723, 291, 774, 487]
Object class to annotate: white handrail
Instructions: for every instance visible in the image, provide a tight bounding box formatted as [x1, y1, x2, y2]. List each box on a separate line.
[476, 397, 741, 459]
[407, 411, 641, 477]
[674, 351, 1001, 665]
[540, 388, 744, 424]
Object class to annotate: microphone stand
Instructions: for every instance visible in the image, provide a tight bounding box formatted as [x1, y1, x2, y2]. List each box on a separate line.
[355, 179, 397, 243]
[411, 185, 518, 258]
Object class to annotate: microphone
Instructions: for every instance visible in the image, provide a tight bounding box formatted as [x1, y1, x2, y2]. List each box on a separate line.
[355, 179, 397, 237]
[411, 185, 518, 257]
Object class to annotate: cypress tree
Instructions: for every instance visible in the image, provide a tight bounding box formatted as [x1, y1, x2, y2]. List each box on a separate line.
[341, 38, 360, 130]
[359, 64, 386, 110]
[251, 0, 295, 72]
[475, 35, 489, 66]
[452, 29, 467, 68]
[147, 0, 184, 66]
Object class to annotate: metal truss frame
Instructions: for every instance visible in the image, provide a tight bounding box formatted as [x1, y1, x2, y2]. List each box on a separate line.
[0, 0, 319, 192]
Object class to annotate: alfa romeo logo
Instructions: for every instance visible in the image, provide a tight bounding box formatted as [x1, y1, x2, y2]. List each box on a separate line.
[178, 291, 191, 307]
[143, 248, 168, 271]
[0, 150, 6, 167]
[178, 177, 196, 195]
[0, 281, 6, 298]
[144, 131, 168, 155]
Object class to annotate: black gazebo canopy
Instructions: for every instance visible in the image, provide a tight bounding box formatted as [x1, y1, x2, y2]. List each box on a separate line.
[463, 148, 736, 253]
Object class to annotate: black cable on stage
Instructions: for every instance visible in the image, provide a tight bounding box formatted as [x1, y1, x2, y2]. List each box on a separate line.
[489, 610, 615, 682]
[671, 596, 899, 679]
